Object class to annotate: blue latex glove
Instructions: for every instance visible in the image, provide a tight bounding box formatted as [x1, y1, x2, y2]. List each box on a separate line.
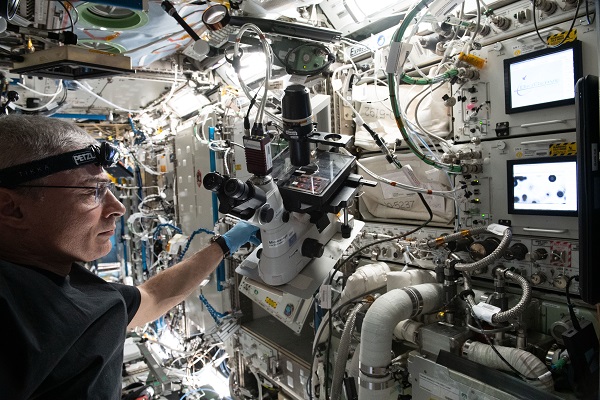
[222, 221, 260, 253]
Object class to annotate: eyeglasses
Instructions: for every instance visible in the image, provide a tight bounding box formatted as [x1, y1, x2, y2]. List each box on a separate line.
[16, 181, 116, 205]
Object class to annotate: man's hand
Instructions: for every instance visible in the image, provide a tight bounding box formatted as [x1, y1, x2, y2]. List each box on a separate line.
[222, 221, 260, 253]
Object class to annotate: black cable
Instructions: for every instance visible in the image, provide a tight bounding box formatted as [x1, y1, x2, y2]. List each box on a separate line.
[585, 0, 596, 24]
[532, 0, 581, 48]
[566, 275, 582, 331]
[53, 1, 75, 33]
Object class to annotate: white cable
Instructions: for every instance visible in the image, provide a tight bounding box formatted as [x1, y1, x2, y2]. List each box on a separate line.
[73, 81, 144, 113]
[355, 158, 460, 198]
[12, 82, 63, 111]
[233, 24, 272, 125]
[17, 80, 62, 96]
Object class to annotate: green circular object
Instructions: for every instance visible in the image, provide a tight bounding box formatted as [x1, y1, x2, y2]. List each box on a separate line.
[77, 39, 127, 54]
[77, 3, 149, 30]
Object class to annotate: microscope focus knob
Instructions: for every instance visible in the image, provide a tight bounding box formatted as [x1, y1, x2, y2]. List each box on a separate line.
[259, 204, 274, 223]
[301, 238, 324, 258]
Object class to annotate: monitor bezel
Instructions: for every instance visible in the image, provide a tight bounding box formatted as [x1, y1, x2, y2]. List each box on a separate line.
[504, 40, 583, 114]
[506, 155, 578, 217]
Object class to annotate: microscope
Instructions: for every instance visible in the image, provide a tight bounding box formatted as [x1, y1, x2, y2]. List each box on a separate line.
[204, 84, 374, 286]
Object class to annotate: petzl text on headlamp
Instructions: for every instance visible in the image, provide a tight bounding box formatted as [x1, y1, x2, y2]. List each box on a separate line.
[0, 142, 120, 187]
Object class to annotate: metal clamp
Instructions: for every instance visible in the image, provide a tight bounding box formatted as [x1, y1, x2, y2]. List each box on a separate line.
[402, 286, 424, 317]
[359, 363, 389, 377]
[358, 377, 394, 390]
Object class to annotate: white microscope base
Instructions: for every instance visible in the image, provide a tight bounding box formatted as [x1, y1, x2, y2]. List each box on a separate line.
[236, 220, 365, 299]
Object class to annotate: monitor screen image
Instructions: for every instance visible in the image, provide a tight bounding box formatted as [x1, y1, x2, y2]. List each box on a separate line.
[504, 41, 582, 114]
[507, 156, 577, 216]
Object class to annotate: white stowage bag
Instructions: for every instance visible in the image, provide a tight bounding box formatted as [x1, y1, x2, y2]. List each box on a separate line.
[357, 153, 455, 223]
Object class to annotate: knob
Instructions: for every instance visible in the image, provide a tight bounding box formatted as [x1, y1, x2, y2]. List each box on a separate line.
[469, 237, 500, 261]
[531, 248, 548, 261]
[530, 272, 547, 286]
[301, 238, 324, 258]
[553, 274, 568, 289]
[535, 0, 557, 14]
[259, 204, 274, 223]
[504, 243, 529, 261]
[447, 236, 474, 252]
[492, 15, 511, 30]
[551, 250, 565, 263]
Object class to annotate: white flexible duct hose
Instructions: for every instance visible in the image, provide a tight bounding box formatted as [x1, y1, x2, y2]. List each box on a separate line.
[314, 262, 390, 350]
[358, 283, 444, 400]
[462, 340, 554, 392]
[342, 262, 390, 304]
[387, 269, 436, 291]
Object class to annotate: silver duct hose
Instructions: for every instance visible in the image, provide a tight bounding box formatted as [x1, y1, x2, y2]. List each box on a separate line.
[463, 268, 532, 326]
[331, 302, 367, 400]
[491, 268, 532, 323]
[455, 226, 512, 272]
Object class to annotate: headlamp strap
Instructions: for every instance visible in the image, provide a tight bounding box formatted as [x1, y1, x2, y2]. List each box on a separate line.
[0, 145, 101, 187]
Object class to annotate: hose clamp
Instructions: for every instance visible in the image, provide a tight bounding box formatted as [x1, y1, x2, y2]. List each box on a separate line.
[359, 363, 389, 377]
[402, 287, 424, 317]
[462, 339, 474, 357]
[358, 377, 394, 390]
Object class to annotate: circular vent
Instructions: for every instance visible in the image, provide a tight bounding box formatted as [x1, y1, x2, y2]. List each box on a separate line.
[77, 3, 149, 30]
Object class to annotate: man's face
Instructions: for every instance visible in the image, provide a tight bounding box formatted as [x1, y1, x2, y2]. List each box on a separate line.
[19, 164, 126, 265]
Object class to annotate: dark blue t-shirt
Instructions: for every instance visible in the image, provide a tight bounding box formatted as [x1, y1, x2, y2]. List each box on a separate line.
[0, 260, 141, 399]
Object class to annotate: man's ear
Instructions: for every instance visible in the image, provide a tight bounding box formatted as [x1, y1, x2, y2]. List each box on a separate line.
[0, 189, 25, 227]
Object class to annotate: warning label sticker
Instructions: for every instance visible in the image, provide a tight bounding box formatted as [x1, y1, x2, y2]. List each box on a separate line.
[549, 142, 577, 156]
[547, 29, 577, 46]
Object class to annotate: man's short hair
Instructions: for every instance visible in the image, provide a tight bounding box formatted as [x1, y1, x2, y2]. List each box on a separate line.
[0, 115, 97, 170]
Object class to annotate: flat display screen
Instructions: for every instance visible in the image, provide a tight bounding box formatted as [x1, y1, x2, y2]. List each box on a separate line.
[504, 41, 582, 114]
[507, 156, 577, 216]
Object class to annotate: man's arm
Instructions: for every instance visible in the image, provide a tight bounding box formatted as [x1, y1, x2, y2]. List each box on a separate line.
[127, 221, 258, 329]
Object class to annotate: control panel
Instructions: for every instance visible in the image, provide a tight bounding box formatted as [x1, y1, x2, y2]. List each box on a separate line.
[356, 222, 580, 294]
[355, 222, 453, 268]
[239, 276, 314, 334]
[355, 223, 579, 294]
[452, 16, 598, 142]
[468, 234, 580, 294]
[452, 131, 579, 239]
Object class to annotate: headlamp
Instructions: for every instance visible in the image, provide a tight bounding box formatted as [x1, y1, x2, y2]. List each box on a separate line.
[0, 141, 120, 187]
